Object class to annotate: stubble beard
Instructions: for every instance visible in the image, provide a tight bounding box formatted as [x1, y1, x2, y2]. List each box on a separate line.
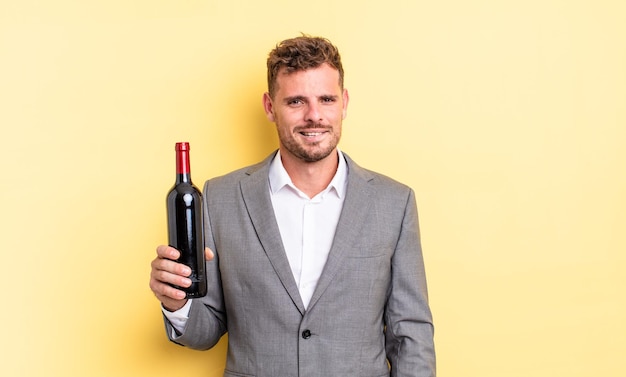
[281, 125, 341, 163]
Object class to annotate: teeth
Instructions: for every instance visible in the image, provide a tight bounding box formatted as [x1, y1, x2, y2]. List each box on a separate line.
[302, 132, 322, 136]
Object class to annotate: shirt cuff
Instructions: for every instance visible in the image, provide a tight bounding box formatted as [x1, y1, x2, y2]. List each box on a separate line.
[161, 299, 192, 335]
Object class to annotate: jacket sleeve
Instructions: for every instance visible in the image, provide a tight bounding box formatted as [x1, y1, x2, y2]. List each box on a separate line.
[384, 188, 436, 376]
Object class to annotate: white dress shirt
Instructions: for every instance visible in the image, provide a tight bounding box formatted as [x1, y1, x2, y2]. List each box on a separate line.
[163, 150, 348, 331]
[268, 149, 347, 308]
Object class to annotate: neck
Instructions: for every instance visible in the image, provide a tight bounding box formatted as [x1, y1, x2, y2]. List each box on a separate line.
[280, 149, 339, 198]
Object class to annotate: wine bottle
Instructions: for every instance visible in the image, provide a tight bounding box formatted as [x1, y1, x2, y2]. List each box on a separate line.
[166, 142, 207, 298]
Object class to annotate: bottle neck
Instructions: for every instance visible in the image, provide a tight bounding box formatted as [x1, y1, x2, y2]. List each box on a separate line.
[175, 148, 192, 184]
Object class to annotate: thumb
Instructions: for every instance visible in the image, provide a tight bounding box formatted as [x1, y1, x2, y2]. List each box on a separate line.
[205, 247, 215, 261]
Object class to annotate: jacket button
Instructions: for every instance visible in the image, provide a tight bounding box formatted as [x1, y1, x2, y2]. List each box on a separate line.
[301, 329, 311, 339]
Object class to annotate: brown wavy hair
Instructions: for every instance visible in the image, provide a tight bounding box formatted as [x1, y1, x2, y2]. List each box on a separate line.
[266, 35, 344, 98]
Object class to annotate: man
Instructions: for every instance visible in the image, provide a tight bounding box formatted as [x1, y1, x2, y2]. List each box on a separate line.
[150, 35, 436, 377]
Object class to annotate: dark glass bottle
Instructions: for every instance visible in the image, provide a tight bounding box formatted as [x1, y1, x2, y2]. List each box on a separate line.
[166, 142, 207, 298]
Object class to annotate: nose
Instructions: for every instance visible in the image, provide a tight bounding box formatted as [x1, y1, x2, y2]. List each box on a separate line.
[304, 102, 322, 123]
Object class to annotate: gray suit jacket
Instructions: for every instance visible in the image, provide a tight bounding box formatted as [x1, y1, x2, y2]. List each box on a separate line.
[165, 151, 435, 377]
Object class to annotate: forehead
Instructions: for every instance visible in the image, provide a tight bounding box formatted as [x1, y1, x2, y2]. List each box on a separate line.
[275, 63, 341, 94]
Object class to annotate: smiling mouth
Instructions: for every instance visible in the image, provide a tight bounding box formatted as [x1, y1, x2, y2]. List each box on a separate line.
[297, 125, 330, 137]
[300, 131, 325, 137]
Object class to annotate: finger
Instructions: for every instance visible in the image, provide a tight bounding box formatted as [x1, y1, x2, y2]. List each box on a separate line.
[151, 277, 188, 300]
[149, 268, 191, 303]
[156, 245, 180, 260]
[152, 268, 192, 287]
[151, 257, 192, 278]
[205, 247, 215, 261]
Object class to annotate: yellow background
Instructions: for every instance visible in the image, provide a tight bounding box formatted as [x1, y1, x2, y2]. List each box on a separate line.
[1, 1, 624, 376]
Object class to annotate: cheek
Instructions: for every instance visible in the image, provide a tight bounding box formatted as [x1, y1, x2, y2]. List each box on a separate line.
[329, 110, 344, 124]
[276, 111, 299, 128]
[275, 119, 292, 137]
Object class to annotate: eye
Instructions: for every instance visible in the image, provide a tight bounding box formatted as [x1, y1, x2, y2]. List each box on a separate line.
[321, 96, 337, 103]
[286, 97, 305, 107]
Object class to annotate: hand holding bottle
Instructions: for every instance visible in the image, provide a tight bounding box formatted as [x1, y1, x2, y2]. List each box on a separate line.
[149, 246, 214, 312]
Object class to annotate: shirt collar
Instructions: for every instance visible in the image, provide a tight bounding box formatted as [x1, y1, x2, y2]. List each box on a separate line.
[269, 149, 348, 199]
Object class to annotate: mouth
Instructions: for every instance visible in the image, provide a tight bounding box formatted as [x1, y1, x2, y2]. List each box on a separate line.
[300, 131, 326, 137]
[298, 130, 329, 144]
[296, 125, 330, 139]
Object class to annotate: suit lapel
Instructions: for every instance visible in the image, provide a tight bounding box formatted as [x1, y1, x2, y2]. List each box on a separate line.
[239, 153, 306, 315]
[306, 155, 375, 311]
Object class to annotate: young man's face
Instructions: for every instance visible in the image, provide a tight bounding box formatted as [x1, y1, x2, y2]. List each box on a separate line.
[263, 63, 349, 164]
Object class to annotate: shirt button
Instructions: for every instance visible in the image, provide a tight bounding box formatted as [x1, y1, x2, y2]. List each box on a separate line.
[302, 329, 312, 339]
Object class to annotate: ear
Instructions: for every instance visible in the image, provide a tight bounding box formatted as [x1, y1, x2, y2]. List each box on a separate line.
[342, 88, 350, 120]
[262, 92, 275, 122]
